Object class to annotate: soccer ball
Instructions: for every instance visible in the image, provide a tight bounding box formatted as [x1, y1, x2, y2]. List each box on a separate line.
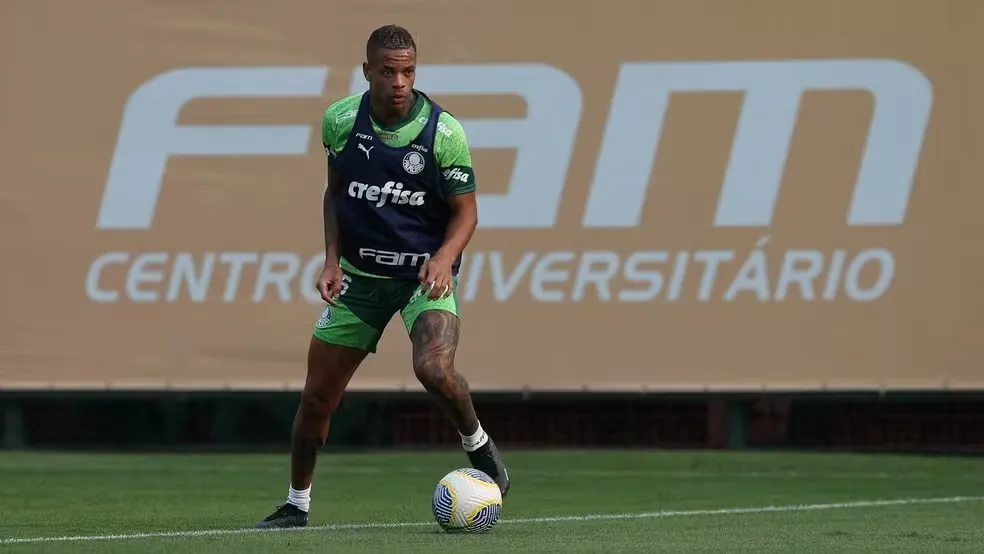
[432, 468, 503, 533]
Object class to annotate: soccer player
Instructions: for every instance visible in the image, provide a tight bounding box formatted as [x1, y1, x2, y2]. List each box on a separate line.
[255, 24, 510, 529]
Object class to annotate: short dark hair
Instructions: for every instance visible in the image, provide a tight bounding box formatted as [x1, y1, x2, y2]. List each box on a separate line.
[366, 24, 416, 59]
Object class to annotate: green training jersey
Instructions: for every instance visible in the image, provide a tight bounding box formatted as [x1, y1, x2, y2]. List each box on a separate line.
[322, 92, 476, 196]
[321, 92, 476, 279]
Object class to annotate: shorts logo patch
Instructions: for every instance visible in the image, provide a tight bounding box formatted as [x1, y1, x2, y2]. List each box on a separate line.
[315, 305, 332, 329]
[403, 151, 425, 175]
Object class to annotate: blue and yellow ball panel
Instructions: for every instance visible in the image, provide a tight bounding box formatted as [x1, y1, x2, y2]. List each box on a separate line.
[432, 479, 456, 529]
[431, 468, 503, 533]
[466, 499, 502, 532]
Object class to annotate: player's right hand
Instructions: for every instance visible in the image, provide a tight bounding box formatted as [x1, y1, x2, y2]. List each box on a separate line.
[316, 264, 345, 305]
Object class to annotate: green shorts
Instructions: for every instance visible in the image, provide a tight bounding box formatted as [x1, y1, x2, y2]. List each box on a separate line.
[311, 258, 460, 353]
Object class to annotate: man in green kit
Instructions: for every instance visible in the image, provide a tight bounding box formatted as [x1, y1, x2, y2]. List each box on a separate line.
[256, 24, 510, 529]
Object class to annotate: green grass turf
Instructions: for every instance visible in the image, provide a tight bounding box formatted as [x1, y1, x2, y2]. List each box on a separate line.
[0, 450, 982, 552]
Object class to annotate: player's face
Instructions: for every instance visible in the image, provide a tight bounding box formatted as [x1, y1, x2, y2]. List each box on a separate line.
[364, 48, 417, 111]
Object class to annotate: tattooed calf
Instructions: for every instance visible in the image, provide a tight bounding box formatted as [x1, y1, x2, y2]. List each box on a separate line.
[410, 310, 480, 435]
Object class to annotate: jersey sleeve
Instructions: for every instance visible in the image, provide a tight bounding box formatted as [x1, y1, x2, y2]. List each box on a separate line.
[433, 112, 477, 195]
[321, 95, 361, 167]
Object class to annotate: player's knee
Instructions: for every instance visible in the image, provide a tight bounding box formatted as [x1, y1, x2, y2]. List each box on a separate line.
[299, 388, 341, 420]
[412, 355, 454, 392]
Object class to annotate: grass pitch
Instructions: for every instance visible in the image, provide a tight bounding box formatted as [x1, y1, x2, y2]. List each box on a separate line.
[0, 450, 982, 552]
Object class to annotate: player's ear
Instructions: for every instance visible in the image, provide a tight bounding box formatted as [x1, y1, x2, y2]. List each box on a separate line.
[362, 62, 370, 81]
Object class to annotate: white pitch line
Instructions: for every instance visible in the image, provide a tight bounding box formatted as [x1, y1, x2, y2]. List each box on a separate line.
[2, 496, 981, 545]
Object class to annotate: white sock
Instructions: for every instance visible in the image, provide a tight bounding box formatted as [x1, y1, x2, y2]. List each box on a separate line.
[460, 423, 489, 452]
[287, 486, 311, 512]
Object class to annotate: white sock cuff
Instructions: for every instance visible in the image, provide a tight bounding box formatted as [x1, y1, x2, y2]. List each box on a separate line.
[287, 485, 311, 512]
[461, 423, 489, 452]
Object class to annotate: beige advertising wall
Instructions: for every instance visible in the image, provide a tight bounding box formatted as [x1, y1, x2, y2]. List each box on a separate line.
[2, 0, 982, 391]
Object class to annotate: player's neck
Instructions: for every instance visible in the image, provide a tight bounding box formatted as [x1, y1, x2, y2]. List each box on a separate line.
[369, 91, 418, 128]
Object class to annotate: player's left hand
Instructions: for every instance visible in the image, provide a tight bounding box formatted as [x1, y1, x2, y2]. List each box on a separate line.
[418, 255, 454, 300]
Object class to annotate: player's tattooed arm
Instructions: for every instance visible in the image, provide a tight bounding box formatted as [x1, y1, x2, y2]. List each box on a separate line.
[323, 162, 343, 266]
[431, 114, 477, 265]
[434, 191, 478, 262]
[419, 191, 477, 299]
[316, 162, 346, 304]
[410, 311, 480, 434]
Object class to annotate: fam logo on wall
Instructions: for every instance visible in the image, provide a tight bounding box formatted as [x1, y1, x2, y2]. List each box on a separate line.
[85, 60, 932, 306]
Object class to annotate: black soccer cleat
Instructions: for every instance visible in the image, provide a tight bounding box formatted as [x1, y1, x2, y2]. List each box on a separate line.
[466, 437, 511, 497]
[255, 503, 309, 529]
